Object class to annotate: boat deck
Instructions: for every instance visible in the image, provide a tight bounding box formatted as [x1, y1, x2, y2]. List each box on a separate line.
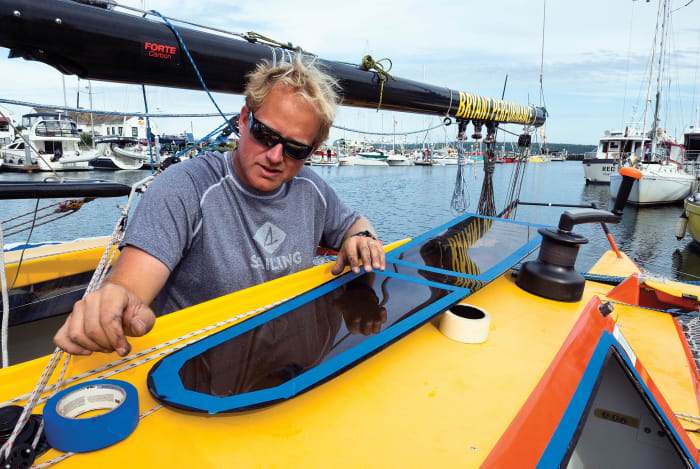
[0, 251, 698, 467]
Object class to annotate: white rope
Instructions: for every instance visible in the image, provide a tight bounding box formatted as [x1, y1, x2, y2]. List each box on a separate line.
[676, 412, 700, 425]
[331, 121, 446, 137]
[1, 293, 296, 468]
[0, 175, 152, 462]
[269, 46, 278, 67]
[0, 294, 295, 409]
[1, 224, 10, 368]
[109, 1, 248, 41]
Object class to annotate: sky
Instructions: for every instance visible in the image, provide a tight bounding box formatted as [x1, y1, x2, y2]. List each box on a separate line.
[0, 0, 699, 146]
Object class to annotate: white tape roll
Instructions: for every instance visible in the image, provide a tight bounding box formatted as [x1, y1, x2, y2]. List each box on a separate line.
[439, 304, 491, 344]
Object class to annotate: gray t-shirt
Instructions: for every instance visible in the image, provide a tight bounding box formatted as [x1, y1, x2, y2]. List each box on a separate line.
[121, 151, 360, 315]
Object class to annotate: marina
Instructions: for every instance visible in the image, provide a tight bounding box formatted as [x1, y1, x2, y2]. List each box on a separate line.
[2, 0, 700, 467]
[3, 161, 700, 278]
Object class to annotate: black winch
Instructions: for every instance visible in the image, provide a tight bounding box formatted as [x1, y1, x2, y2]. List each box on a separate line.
[0, 406, 51, 469]
[516, 167, 642, 302]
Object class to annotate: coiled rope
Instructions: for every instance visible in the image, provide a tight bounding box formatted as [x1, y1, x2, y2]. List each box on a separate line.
[450, 137, 470, 215]
[359, 56, 396, 111]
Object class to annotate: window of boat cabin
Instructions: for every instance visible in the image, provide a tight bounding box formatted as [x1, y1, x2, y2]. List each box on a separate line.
[608, 141, 621, 152]
[601, 141, 609, 152]
[132, 127, 138, 137]
[45, 141, 62, 154]
[622, 140, 633, 154]
[0, 122, 8, 132]
[118, 126, 123, 136]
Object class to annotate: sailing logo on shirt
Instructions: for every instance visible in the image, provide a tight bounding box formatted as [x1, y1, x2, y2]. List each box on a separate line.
[253, 222, 286, 254]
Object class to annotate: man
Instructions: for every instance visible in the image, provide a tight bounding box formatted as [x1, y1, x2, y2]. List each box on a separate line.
[54, 57, 385, 357]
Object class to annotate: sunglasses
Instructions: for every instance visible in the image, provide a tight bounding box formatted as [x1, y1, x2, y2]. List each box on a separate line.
[248, 111, 315, 160]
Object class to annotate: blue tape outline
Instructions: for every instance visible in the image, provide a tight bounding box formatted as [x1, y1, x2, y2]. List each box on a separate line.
[149, 269, 469, 413]
[386, 213, 545, 283]
[535, 331, 699, 468]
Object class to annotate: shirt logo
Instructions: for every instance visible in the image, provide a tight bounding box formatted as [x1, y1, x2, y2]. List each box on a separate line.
[253, 222, 286, 254]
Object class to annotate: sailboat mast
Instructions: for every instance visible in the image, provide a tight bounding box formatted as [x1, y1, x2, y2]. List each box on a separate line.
[641, 0, 663, 157]
[650, 0, 671, 160]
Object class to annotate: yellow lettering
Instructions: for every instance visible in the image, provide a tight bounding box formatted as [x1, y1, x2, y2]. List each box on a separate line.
[466, 93, 475, 119]
[456, 91, 466, 118]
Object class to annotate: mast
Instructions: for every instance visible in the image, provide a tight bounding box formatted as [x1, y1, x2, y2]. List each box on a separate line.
[650, 0, 670, 161]
[640, 0, 663, 160]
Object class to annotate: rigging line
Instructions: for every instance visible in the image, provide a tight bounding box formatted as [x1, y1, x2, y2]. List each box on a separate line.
[141, 84, 156, 174]
[0, 98, 238, 118]
[0, 225, 9, 368]
[1, 202, 61, 225]
[146, 11, 235, 135]
[671, 0, 695, 13]
[5, 200, 40, 292]
[1, 198, 39, 369]
[107, 0, 249, 41]
[140, 10, 157, 174]
[634, 257, 700, 280]
[331, 122, 445, 136]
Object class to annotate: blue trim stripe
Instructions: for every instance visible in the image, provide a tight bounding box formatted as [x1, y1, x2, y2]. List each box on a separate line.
[536, 331, 699, 468]
[150, 270, 469, 413]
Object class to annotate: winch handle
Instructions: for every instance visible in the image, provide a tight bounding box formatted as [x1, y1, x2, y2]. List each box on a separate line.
[557, 209, 621, 232]
[556, 167, 642, 232]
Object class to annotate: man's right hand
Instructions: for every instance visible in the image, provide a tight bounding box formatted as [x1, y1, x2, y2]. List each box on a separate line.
[54, 282, 156, 357]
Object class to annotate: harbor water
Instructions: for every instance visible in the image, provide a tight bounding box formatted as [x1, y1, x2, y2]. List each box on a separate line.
[2, 160, 699, 281]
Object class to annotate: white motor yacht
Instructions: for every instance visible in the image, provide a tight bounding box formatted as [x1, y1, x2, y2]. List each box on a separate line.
[1, 113, 98, 171]
[583, 128, 646, 184]
[386, 151, 413, 166]
[354, 151, 388, 166]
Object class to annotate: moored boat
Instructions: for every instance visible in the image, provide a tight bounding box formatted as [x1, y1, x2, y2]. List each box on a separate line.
[0, 113, 99, 172]
[683, 194, 700, 245]
[684, 125, 700, 162]
[386, 151, 413, 166]
[354, 151, 389, 166]
[584, 128, 648, 184]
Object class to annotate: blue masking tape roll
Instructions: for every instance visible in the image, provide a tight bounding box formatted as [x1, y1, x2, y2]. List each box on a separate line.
[43, 379, 139, 452]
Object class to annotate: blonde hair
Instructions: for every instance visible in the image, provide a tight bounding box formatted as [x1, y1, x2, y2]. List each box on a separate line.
[244, 55, 340, 145]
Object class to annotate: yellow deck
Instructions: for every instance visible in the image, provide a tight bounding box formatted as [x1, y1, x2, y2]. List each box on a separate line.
[4, 237, 116, 288]
[1, 250, 698, 466]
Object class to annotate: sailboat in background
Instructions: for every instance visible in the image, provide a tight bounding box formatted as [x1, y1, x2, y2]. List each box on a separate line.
[610, 0, 696, 206]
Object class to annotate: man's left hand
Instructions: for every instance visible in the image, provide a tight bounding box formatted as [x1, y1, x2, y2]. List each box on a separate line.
[332, 235, 386, 275]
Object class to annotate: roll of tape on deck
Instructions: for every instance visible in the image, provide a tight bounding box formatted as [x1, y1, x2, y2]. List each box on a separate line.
[43, 379, 139, 452]
[439, 304, 491, 344]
